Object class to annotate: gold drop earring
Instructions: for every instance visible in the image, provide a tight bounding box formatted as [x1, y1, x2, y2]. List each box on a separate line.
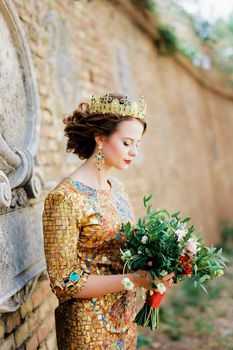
[94, 145, 105, 171]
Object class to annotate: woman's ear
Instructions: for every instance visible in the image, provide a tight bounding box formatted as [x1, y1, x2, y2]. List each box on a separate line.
[94, 135, 105, 146]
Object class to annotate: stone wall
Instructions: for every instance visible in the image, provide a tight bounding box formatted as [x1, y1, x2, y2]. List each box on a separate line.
[1, 0, 232, 348]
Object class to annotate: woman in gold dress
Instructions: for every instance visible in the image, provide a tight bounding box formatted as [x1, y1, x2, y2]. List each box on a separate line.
[42, 93, 174, 350]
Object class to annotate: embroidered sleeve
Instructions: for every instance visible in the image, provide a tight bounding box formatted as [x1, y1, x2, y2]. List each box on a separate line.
[43, 191, 90, 303]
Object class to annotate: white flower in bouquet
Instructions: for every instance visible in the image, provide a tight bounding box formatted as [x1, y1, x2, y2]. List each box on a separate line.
[160, 270, 168, 277]
[121, 249, 132, 261]
[121, 277, 134, 291]
[141, 235, 149, 244]
[175, 228, 187, 241]
[138, 249, 142, 255]
[184, 237, 200, 256]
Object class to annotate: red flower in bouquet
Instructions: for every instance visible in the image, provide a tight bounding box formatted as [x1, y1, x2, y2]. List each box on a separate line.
[179, 254, 193, 276]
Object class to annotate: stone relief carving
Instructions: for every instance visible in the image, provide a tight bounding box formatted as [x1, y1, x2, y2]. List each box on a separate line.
[0, 0, 45, 311]
[0, 171, 11, 207]
[0, 275, 39, 313]
[0, 0, 41, 208]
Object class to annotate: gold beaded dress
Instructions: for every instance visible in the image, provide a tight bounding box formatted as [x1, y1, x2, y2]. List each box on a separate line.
[42, 177, 138, 350]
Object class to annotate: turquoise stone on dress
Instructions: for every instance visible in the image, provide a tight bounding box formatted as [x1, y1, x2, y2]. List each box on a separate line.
[69, 272, 80, 282]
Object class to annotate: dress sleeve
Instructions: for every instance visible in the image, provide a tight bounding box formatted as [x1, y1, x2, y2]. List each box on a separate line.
[42, 191, 90, 303]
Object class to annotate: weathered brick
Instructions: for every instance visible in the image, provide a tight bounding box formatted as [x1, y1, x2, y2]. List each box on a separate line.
[26, 332, 38, 350]
[0, 319, 5, 340]
[39, 83, 50, 97]
[31, 279, 51, 309]
[5, 310, 21, 334]
[39, 299, 52, 321]
[31, 289, 45, 309]
[46, 313, 55, 334]
[14, 320, 30, 348]
[20, 297, 34, 319]
[37, 321, 50, 343]
[12, 0, 23, 6]
[48, 140, 58, 152]
[28, 309, 40, 334]
[38, 340, 48, 350]
[46, 331, 57, 350]
[41, 110, 53, 123]
[0, 334, 16, 350]
[50, 293, 58, 309]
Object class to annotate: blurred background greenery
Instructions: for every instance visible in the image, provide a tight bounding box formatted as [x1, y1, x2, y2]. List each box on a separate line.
[133, 0, 233, 88]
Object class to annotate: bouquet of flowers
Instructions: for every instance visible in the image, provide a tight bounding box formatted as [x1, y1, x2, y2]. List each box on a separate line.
[120, 195, 228, 331]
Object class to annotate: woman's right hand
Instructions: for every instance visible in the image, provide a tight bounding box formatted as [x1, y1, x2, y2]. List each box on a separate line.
[131, 269, 174, 291]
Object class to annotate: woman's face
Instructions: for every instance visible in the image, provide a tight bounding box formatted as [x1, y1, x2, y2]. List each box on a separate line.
[98, 119, 144, 170]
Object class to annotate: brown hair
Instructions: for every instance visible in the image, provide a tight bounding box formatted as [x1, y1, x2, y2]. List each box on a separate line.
[63, 93, 147, 159]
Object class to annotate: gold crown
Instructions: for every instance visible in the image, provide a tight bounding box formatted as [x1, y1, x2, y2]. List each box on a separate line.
[89, 94, 146, 119]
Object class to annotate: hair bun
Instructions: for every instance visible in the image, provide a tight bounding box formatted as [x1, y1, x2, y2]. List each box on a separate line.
[63, 102, 90, 125]
[77, 102, 90, 114]
[63, 114, 73, 125]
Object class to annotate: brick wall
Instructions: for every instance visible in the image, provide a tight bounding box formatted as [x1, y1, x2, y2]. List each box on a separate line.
[0, 273, 57, 349]
[1, 0, 232, 348]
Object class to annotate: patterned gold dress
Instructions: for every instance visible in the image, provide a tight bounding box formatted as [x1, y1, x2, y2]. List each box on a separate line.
[42, 177, 138, 350]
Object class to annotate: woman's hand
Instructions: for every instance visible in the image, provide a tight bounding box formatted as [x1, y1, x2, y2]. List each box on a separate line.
[131, 270, 174, 291]
[160, 272, 175, 289]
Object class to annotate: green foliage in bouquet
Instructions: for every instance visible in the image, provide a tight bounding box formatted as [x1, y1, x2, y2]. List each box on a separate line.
[193, 246, 227, 293]
[121, 195, 228, 290]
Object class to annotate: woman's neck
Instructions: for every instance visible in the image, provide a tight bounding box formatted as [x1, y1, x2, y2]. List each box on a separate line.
[68, 156, 112, 190]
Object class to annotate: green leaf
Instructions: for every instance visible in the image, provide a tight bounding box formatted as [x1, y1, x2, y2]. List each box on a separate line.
[171, 211, 181, 218]
[124, 222, 132, 235]
[150, 270, 156, 279]
[200, 283, 208, 294]
[146, 204, 152, 215]
[149, 282, 157, 289]
[182, 217, 191, 223]
[217, 248, 222, 255]
[143, 194, 153, 208]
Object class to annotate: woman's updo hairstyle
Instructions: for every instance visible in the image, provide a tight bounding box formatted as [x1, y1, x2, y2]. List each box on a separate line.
[63, 93, 147, 159]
